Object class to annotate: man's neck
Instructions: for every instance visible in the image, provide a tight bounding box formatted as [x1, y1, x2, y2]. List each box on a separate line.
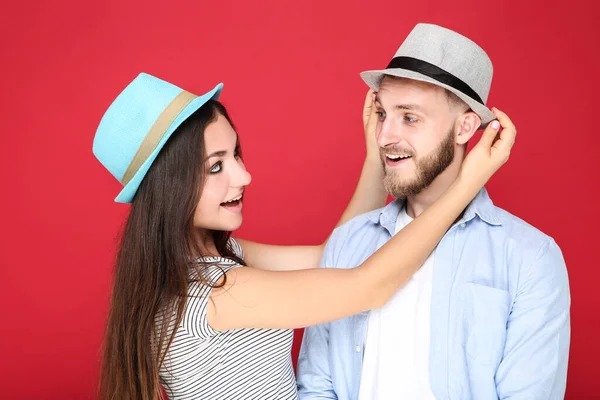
[405, 158, 463, 219]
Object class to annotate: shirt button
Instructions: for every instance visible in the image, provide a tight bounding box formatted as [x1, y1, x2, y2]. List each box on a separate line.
[460, 223, 466, 228]
[355, 345, 361, 352]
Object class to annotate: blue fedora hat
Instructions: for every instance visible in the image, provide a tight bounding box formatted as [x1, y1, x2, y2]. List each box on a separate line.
[93, 73, 223, 203]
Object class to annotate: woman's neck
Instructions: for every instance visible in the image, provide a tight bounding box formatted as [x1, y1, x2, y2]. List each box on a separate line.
[195, 230, 220, 257]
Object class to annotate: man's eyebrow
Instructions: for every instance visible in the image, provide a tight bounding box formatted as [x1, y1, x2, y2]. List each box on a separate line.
[375, 96, 428, 116]
[395, 104, 427, 114]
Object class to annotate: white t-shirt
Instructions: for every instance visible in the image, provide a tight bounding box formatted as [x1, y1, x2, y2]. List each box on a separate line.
[358, 206, 436, 399]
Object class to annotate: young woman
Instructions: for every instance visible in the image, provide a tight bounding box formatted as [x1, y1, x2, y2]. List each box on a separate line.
[94, 73, 515, 400]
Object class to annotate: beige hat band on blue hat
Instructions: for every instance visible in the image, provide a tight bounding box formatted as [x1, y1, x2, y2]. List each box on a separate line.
[121, 90, 197, 186]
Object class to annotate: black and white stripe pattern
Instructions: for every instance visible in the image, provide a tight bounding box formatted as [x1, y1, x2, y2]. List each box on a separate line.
[158, 239, 297, 399]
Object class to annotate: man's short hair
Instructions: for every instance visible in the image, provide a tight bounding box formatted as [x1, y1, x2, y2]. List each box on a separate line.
[444, 89, 469, 112]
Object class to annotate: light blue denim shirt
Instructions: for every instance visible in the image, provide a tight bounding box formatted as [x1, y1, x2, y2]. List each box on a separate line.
[297, 189, 570, 400]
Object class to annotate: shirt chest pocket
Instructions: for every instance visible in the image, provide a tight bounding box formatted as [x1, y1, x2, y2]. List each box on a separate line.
[460, 282, 511, 366]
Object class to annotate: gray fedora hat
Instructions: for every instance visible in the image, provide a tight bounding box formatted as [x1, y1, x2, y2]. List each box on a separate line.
[361, 23, 495, 127]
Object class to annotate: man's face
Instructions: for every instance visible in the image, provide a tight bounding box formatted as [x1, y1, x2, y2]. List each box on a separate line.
[375, 77, 459, 198]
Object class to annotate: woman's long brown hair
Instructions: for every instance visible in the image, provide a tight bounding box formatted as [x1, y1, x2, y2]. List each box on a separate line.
[99, 100, 245, 400]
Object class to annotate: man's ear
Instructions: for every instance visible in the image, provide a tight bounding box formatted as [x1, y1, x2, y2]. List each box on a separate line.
[455, 111, 482, 145]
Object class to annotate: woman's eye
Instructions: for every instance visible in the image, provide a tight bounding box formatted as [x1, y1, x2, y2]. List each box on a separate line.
[376, 110, 386, 120]
[209, 161, 222, 174]
[405, 115, 418, 123]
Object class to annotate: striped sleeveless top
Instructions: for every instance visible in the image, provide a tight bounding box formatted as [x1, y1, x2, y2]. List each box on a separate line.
[158, 239, 297, 399]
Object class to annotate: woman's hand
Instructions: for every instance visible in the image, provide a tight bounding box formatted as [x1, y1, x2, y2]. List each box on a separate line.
[460, 107, 517, 188]
[363, 89, 380, 163]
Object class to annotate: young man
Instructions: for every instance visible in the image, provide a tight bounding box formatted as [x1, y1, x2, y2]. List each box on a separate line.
[297, 23, 570, 399]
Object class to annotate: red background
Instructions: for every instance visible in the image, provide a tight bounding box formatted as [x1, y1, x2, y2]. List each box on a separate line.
[1, 0, 598, 398]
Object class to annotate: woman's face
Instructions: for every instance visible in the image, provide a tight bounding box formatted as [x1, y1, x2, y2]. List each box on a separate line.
[193, 114, 251, 232]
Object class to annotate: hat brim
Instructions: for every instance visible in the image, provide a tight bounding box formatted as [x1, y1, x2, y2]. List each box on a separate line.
[360, 68, 495, 128]
[114, 82, 224, 203]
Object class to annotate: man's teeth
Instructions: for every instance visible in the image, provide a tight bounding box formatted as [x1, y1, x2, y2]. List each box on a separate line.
[386, 154, 411, 160]
[224, 194, 243, 204]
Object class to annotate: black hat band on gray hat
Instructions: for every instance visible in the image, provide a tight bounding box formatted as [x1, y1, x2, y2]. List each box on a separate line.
[386, 56, 484, 105]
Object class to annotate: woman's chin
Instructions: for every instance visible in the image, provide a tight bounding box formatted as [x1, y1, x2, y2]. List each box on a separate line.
[217, 216, 243, 232]
[193, 216, 243, 232]
[226, 219, 243, 232]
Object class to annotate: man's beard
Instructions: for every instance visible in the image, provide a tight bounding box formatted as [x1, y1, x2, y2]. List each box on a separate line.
[382, 127, 455, 199]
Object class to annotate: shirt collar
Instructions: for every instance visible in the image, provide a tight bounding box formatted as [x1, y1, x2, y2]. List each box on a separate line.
[367, 187, 502, 236]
